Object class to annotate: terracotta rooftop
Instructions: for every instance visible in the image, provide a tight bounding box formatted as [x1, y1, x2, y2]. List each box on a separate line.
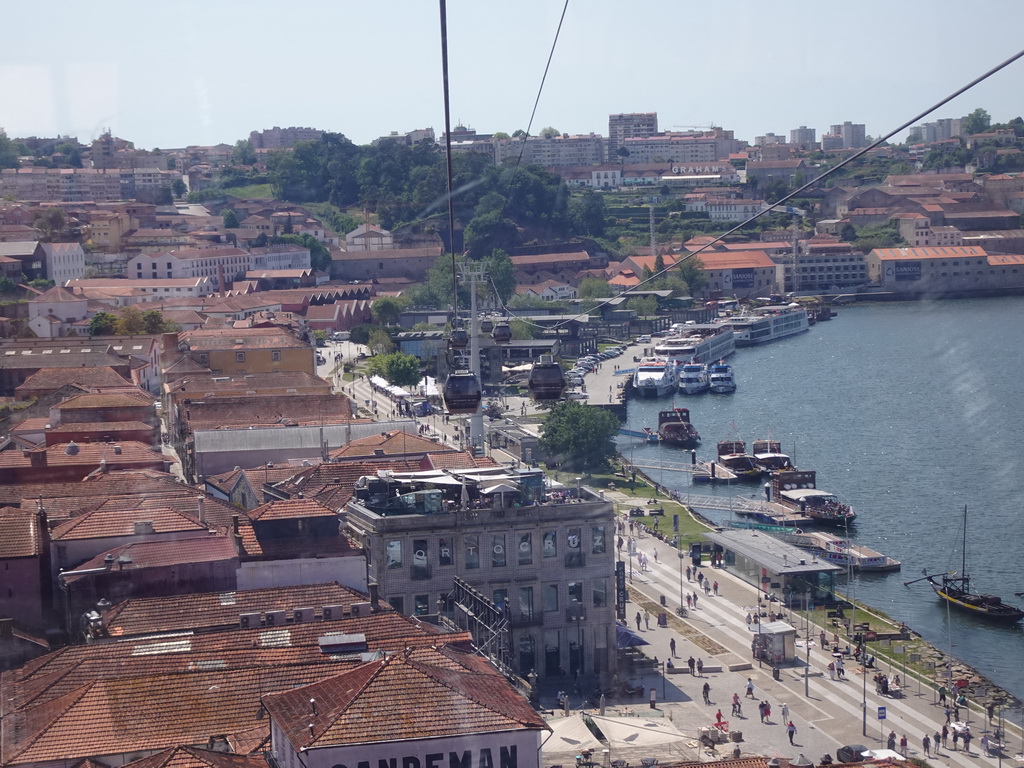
[180, 394, 354, 428]
[63, 535, 238, 581]
[182, 328, 309, 350]
[695, 250, 776, 270]
[0, 470, 181, 509]
[55, 390, 153, 410]
[268, 460, 422, 508]
[329, 429, 450, 459]
[247, 498, 336, 522]
[47, 420, 155, 435]
[0, 508, 44, 558]
[206, 464, 302, 499]
[101, 582, 374, 637]
[510, 250, 590, 266]
[51, 506, 211, 542]
[15, 366, 130, 393]
[0, 441, 166, 470]
[263, 645, 545, 750]
[169, 371, 330, 396]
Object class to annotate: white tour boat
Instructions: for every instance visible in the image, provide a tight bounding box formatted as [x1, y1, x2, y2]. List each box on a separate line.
[707, 361, 736, 393]
[632, 357, 677, 398]
[724, 304, 809, 346]
[677, 362, 709, 394]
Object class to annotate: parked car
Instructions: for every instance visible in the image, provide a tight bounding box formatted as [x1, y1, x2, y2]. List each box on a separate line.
[836, 745, 870, 764]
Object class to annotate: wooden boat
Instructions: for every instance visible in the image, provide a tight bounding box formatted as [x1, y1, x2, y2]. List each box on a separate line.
[716, 440, 760, 480]
[657, 408, 700, 447]
[911, 506, 1024, 622]
[770, 470, 856, 525]
[751, 439, 794, 473]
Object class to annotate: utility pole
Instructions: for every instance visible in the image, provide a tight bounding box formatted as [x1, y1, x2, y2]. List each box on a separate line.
[461, 262, 485, 455]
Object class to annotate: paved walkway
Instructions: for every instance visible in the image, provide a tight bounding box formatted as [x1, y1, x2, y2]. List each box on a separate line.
[581, 512, 1016, 766]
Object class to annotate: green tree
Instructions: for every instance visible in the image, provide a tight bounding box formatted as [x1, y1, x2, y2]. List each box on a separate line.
[88, 311, 118, 336]
[141, 309, 176, 334]
[578, 277, 609, 299]
[539, 126, 561, 138]
[962, 108, 991, 136]
[232, 139, 257, 165]
[568, 189, 606, 237]
[367, 327, 394, 356]
[483, 249, 516, 303]
[371, 296, 405, 326]
[367, 351, 421, 387]
[271, 233, 331, 273]
[114, 306, 146, 335]
[0, 131, 20, 169]
[509, 318, 536, 340]
[222, 209, 240, 229]
[172, 178, 187, 198]
[32, 208, 68, 241]
[538, 401, 620, 471]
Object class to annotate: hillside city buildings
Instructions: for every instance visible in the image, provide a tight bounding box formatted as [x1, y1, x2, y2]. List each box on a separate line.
[1, 105, 1023, 767]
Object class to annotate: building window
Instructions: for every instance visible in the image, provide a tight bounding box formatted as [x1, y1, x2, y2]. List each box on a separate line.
[414, 595, 430, 616]
[235, 352, 245, 362]
[492, 535, 506, 567]
[517, 587, 534, 623]
[198, 353, 208, 364]
[493, 588, 508, 612]
[593, 580, 607, 608]
[544, 584, 559, 612]
[389, 596, 404, 614]
[271, 350, 281, 361]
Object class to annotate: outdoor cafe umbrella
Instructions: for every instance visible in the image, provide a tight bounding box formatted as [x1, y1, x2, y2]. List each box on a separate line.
[616, 624, 649, 649]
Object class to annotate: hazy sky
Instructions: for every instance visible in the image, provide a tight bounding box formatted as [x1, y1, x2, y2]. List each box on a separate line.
[3, 1, 1023, 150]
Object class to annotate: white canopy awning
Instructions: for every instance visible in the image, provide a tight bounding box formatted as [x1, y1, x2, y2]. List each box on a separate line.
[370, 375, 389, 388]
[481, 483, 519, 495]
[588, 714, 687, 749]
[541, 715, 603, 757]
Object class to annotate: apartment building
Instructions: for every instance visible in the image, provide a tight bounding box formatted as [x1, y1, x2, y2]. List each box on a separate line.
[608, 112, 659, 157]
[127, 247, 250, 288]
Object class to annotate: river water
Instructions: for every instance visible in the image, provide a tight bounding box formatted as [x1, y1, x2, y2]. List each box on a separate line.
[618, 297, 1024, 703]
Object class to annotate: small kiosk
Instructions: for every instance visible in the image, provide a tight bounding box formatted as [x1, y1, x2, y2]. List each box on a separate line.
[751, 620, 797, 665]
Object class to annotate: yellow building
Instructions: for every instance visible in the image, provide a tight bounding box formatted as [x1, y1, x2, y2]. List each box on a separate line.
[179, 327, 314, 376]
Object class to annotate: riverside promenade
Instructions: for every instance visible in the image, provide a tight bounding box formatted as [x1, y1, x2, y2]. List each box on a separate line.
[575, 503, 1022, 766]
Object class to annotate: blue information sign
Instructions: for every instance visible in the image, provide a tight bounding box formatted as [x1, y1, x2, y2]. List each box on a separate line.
[877, 706, 887, 720]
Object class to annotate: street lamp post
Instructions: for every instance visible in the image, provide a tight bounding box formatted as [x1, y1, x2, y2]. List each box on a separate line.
[804, 589, 811, 698]
[677, 551, 685, 615]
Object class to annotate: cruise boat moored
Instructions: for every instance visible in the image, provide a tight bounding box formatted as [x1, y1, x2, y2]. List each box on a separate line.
[707, 361, 736, 393]
[678, 362, 709, 394]
[632, 357, 676, 398]
[724, 304, 810, 346]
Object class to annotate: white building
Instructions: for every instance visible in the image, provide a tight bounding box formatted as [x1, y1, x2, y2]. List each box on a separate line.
[41, 242, 86, 284]
[27, 285, 89, 338]
[250, 243, 312, 270]
[126, 247, 250, 288]
[67, 276, 216, 299]
[345, 224, 394, 251]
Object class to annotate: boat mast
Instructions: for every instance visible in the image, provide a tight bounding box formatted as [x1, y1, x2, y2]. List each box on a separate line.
[961, 504, 968, 588]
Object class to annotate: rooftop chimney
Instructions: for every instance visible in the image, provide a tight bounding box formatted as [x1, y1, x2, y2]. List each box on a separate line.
[197, 495, 205, 523]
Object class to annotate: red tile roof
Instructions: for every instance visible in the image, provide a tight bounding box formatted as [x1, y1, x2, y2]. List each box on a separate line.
[123, 746, 268, 768]
[0, 441, 165, 470]
[328, 429, 449, 459]
[55, 390, 153, 410]
[63, 535, 238, 580]
[263, 646, 545, 749]
[15, 366, 131, 393]
[0, 508, 44, 558]
[51, 507, 210, 541]
[100, 582, 374, 637]
[247, 498, 336, 522]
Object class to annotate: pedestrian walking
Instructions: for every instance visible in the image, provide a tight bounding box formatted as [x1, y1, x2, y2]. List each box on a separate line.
[653, 549, 658, 563]
[981, 734, 990, 756]
[899, 734, 907, 757]
[669, 638, 676, 657]
[692, 591, 699, 608]
[747, 613, 753, 627]
[704, 580, 711, 595]
[764, 702, 771, 721]
[635, 612, 642, 631]
[686, 593, 692, 609]
[923, 734, 931, 757]
[787, 721, 797, 745]
[746, 678, 755, 698]
[686, 566, 692, 581]
[963, 731, 972, 753]
[934, 730, 942, 753]
[887, 731, 897, 751]
[827, 661, 835, 680]
[713, 581, 719, 595]
[780, 703, 789, 723]
[644, 611, 650, 630]
[687, 656, 696, 674]
[696, 658, 704, 677]
[951, 728, 959, 750]
[758, 701, 767, 722]
[697, 572, 704, 586]
[987, 701, 996, 722]
[819, 630, 827, 649]
[944, 705, 952, 723]
[938, 683, 947, 705]
[941, 724, 949, 747]
[731, 692, 741, 717]
[702, 682, 711, 705]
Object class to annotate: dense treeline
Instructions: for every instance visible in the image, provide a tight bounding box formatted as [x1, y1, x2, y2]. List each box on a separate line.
[263, 134, 605, 257]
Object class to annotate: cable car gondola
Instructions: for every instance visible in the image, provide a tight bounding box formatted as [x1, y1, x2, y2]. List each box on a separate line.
[480, 317, 494, 334]
[528, 356, 566, 401]
[449, 327, 469, 349]
[492, 321, 512, 344]
[442, 370, 482, 414]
